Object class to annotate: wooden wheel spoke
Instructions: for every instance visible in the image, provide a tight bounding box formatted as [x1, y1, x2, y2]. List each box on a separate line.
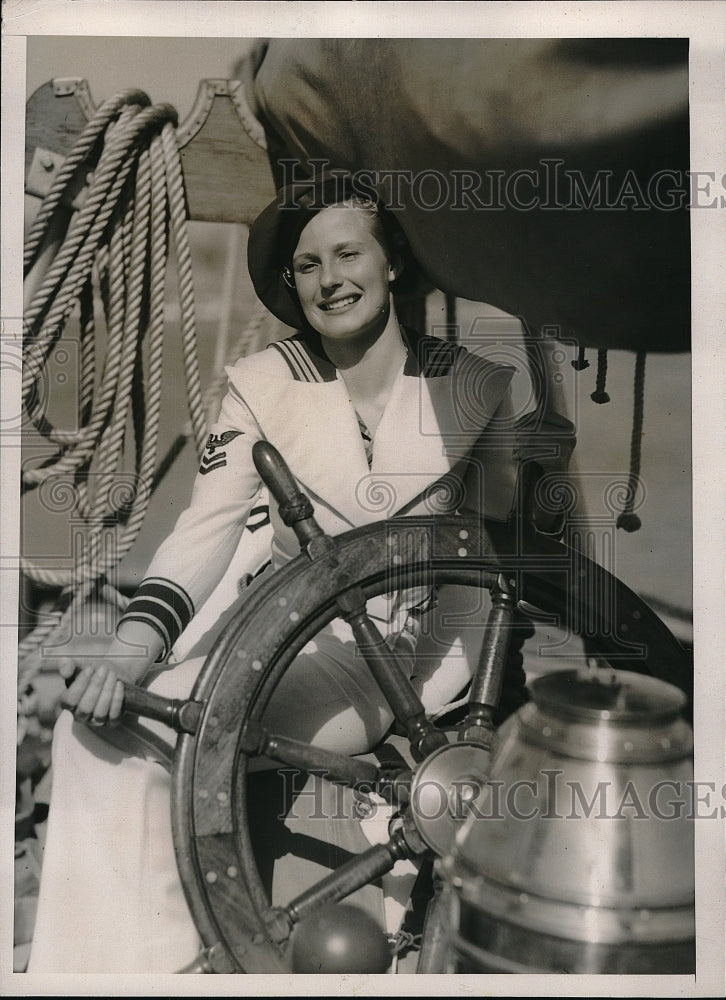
[252, 441, 448, 761]
[341, 603, 448, 762]
[173, 490, 692, 970]
[263, 826, 417, 944]
[458, 573, 516, 746]
[239, 719, 381, 790]
[122, 684, 203, 734]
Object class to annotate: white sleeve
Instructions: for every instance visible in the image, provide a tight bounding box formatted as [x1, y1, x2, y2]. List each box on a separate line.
[118, 381, 265, 656]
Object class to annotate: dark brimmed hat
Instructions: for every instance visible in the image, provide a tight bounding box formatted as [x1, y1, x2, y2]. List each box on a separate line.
[247, 169, 423, 329]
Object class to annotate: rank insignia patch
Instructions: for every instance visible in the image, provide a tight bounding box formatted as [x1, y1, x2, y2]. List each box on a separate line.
[199, 430, 243, 474]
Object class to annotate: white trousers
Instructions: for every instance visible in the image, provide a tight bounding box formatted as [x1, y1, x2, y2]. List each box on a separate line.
[28, 615, 421, 973]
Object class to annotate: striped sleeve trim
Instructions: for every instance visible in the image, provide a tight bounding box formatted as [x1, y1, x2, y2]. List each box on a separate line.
[118, 577, 194, 658]
[118, 613, 172, 662]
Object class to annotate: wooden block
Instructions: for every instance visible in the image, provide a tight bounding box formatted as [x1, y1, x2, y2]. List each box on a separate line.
[178, 79, 275, 224]
[25, 78, 95, 176]
[25, 77, 276, 225]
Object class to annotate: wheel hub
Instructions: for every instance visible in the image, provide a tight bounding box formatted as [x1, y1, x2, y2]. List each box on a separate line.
[409, 741, 494, 856]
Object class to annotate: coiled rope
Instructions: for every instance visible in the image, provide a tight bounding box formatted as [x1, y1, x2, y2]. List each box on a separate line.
[19, 90, 207, 664]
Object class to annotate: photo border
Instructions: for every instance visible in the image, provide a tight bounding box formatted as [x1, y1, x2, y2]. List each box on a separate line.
[2, 2, 724, 996]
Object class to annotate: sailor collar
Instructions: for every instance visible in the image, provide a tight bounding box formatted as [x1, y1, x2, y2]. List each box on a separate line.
[267, 325, 463, 383]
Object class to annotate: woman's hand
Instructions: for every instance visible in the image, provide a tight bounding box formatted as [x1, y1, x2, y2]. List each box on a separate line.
[60, 656, 143, 727]
[58, 619, 165, 727]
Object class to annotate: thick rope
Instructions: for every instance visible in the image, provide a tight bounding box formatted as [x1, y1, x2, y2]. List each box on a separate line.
[571, 340, 650, 531]
[77, 277, 96, 426]
[590, 348, 611, 403]
[617, 350, 646, 532]
[155, 299, 273, 498]
[17, 578, 131, 674]
[17, 581, 92, 666]
[21, 94, 205, 603]
[161, 124, 206, 454]
[22, 103, 156, 373]
[19, 91, 277, 687]
[201, 299, 270, 423]
[23, 89, 151, 274]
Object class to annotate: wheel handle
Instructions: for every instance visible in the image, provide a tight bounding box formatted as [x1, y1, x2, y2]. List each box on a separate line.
[253, 440, 329, 555]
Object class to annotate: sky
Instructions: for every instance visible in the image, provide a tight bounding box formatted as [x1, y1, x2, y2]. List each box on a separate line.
[26, 36, 256, 121]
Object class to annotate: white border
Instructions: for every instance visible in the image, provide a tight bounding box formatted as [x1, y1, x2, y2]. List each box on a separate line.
[0, 0, 723, 39]
[2, 2, 725, 996]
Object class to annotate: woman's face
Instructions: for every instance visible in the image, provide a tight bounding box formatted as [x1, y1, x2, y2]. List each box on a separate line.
[291, 204, 395, 343]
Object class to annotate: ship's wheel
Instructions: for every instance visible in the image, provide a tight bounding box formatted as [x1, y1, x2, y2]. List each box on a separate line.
[124, 442, 691, 973]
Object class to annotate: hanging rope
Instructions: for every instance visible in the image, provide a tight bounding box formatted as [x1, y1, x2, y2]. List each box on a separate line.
[21, 91, 206, 600]
[444, 292, 458, 343]
[616, 350, 646, 532]
[201, 299, 271, 423]
[571, 344, 589, 371]
[395, 288, 427, 336]
[571, 339, 650, 532]
[590, 349, 611, 403]
[17, 578, 130, 673]
[24, 89, 150, 274]
[144, 299, 273, 514]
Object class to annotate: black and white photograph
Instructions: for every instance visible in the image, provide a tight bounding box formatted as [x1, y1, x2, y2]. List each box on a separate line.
[2, 2, 725, 995]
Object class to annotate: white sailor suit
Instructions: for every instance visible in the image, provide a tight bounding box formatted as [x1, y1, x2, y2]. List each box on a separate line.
[29, 328, 516, 972]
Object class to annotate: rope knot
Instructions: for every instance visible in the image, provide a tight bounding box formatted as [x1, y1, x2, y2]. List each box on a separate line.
[616, 512, 642, 532]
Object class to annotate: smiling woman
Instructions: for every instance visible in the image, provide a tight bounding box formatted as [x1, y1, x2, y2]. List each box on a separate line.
[288, 198, 407, 434]
[29, 169, 522, 972]
[292, 201, 400, 344]
[292, 204, 395, 342]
